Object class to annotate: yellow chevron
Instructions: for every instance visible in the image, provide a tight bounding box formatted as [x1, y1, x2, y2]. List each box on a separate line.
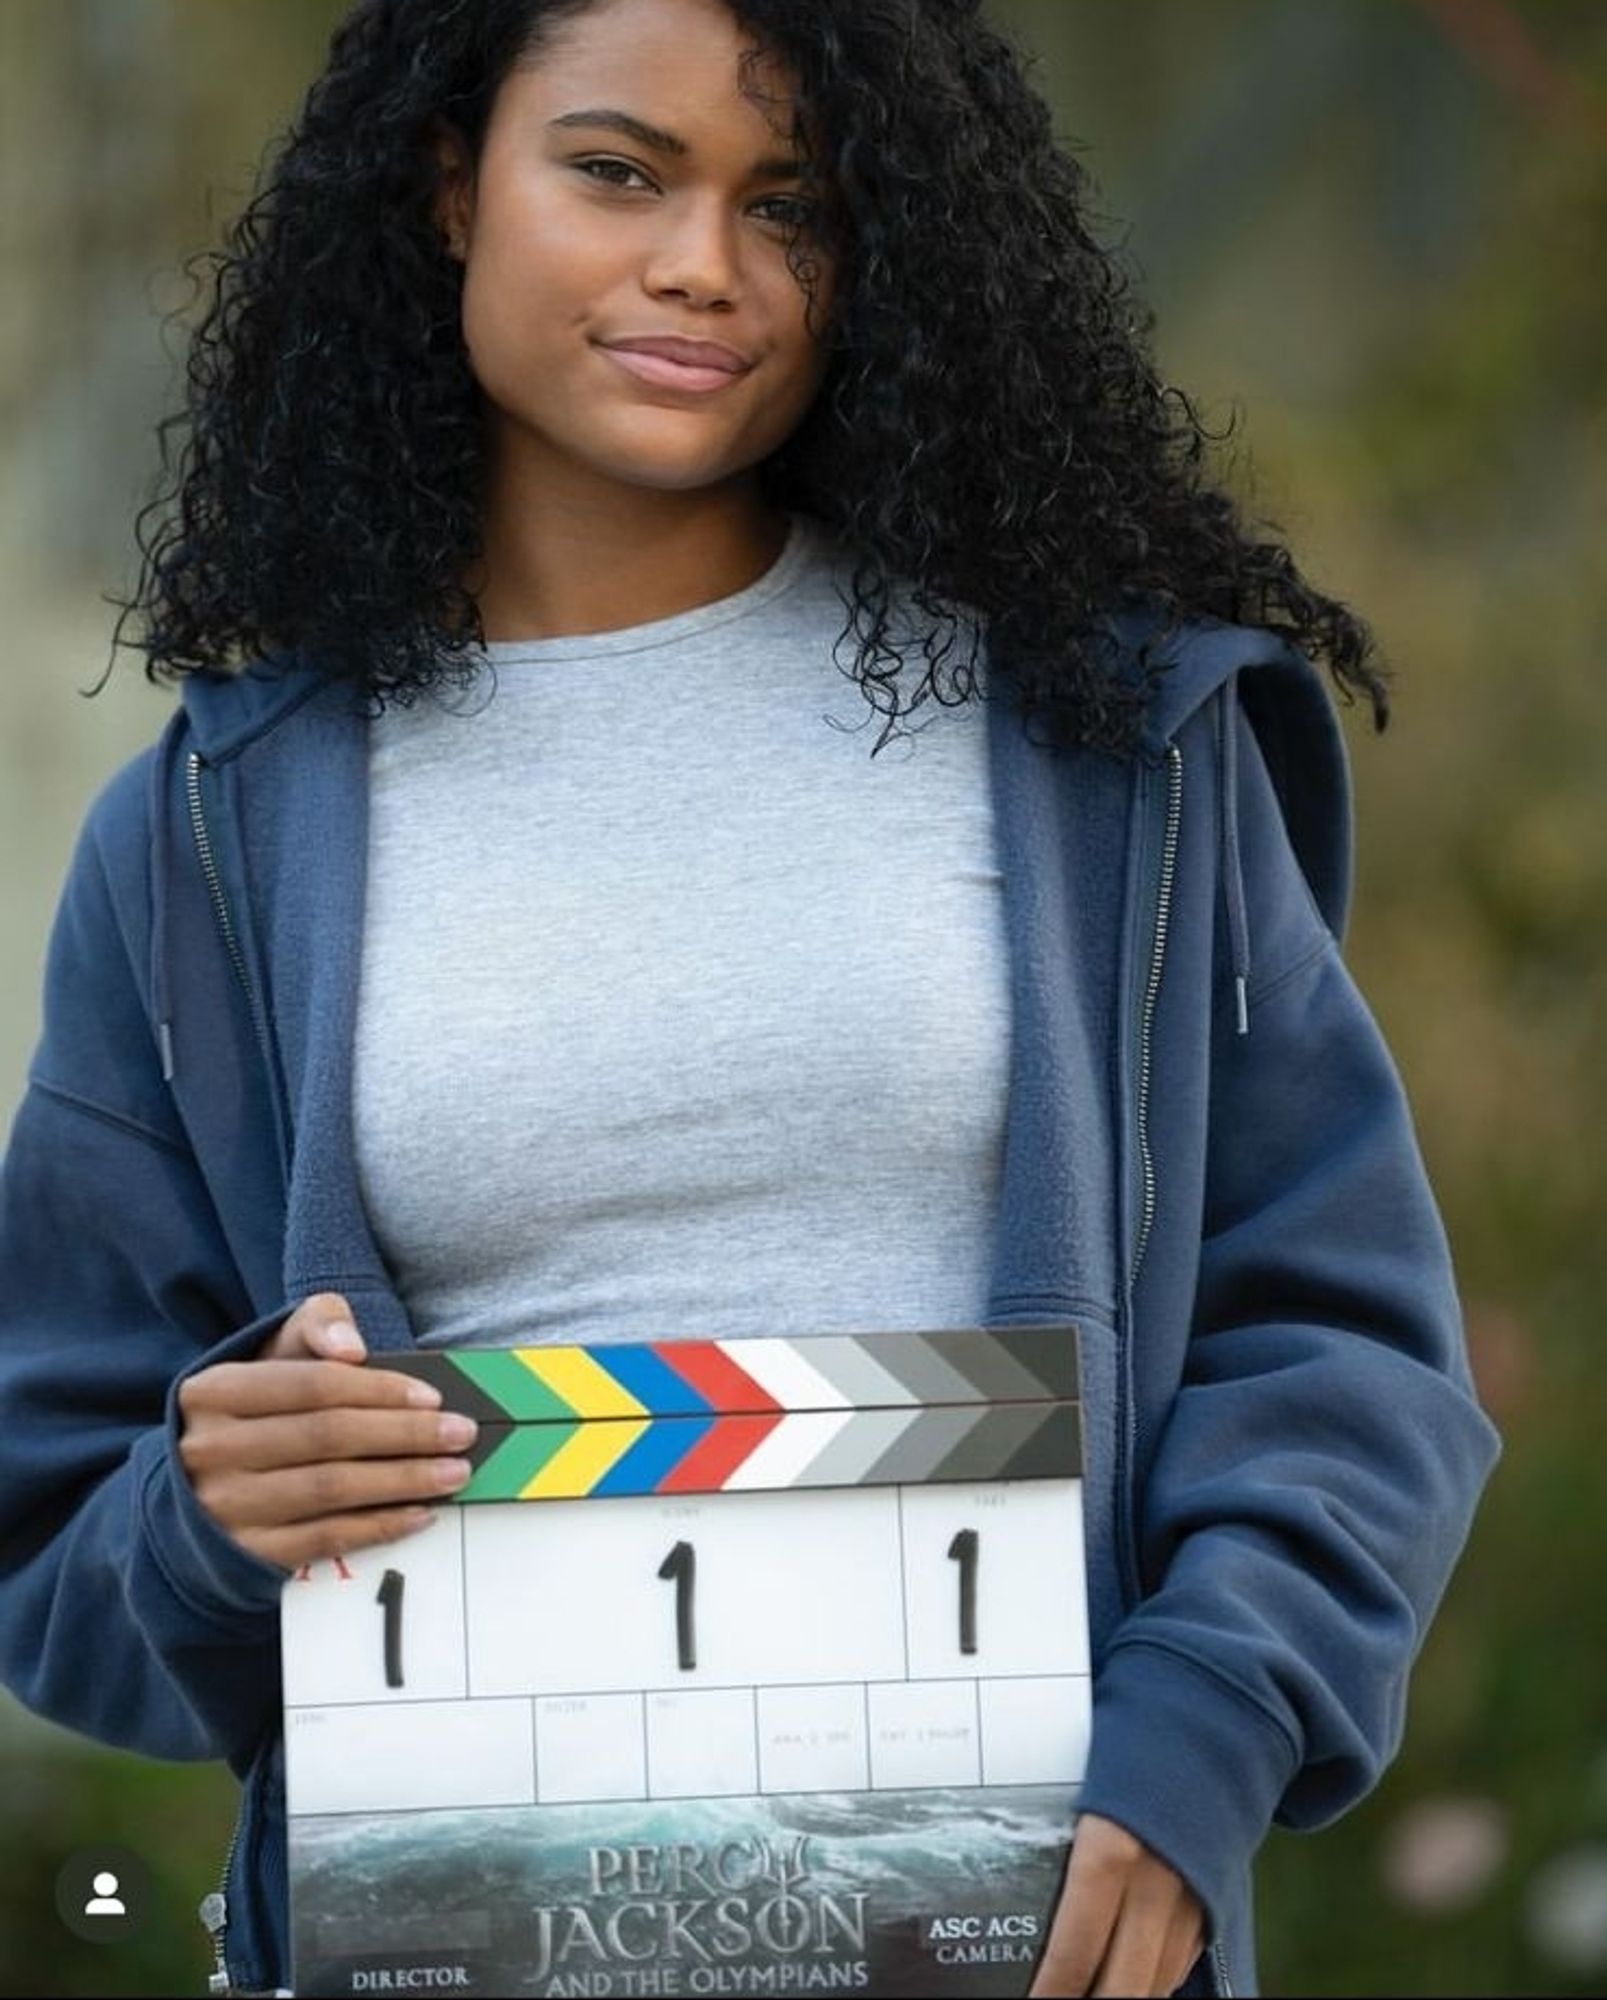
[515, 1346, 648, 1420]
[519, 1417, 651, 1498]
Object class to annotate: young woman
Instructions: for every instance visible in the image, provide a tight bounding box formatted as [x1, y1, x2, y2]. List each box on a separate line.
[0, 0, 1499, 1993]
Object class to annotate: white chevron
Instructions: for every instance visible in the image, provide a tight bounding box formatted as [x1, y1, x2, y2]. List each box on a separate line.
[718, 1337, 851, 1411]
[720, 1409, 858, 1489]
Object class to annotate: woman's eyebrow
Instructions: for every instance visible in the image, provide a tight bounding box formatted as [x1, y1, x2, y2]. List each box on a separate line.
[547, 106, 805, 179]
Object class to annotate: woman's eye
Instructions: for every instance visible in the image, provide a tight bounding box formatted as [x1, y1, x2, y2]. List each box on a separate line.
[573, 157, 655, 191]
[754, 196, 817, 232]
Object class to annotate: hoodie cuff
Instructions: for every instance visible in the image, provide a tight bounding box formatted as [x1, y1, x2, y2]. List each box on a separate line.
[129, 1309, 300, 1625]
[1077, 1639, 1299, 1941]
[131, 1423, 289, 1627]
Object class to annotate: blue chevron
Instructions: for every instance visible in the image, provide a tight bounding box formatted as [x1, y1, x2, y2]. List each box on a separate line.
[590, 1413, 718, 1496]
[602, 1344, 717, 1417]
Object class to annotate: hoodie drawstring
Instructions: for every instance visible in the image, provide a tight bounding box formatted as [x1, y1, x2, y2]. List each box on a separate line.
[1218, 675, 1252, 1036]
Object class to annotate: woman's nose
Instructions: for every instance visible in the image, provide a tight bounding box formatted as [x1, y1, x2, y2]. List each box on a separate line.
[641, 194, 742, 308]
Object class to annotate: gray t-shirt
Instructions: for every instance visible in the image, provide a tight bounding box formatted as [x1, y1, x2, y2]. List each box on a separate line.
[353, 512, 1012, 1347]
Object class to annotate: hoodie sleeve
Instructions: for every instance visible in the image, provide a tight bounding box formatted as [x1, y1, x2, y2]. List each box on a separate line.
[1077, 691, 1502, 1936]
[0, 757, 291, 1766]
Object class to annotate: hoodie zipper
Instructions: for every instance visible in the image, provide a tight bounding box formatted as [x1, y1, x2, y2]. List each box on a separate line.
[1131, 743, 1183, 1286]
[186, 752, 255, 1011]
[199, 1778, 244, 1996]
[1209, 1938, 1235, 1995]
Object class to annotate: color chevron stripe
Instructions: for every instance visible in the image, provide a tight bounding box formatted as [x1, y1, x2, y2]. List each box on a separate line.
[655, 1341, 780, 1416]
[452, 1402, 1080, 1501]
[371, 1323, 1083, 1501]
[377, 1324, 1076, 1419]
[459, 1423, 580, 1501]
[657, 1413, 785, 1493]
[515, 1346, 647, 1420]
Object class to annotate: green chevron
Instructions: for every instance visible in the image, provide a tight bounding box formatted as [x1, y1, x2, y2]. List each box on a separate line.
[459, 1422, 581, 1500]
[452, 1348, 576, 1421]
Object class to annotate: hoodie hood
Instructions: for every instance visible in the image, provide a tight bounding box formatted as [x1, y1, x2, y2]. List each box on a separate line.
[1136, 614, 1355, 941]
[1008, 606, 1357, 1046]
[1105, 607, 1356, 936]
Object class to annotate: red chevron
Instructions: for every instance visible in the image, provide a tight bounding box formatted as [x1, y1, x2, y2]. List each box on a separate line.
[655, 1340, 782, 1414]
[656, 1412, 785, 1492]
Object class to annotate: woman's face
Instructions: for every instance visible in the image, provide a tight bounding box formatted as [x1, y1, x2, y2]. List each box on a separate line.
[438, 0, 837, 498]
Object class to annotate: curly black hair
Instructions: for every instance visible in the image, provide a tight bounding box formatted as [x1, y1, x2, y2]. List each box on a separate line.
[113, 0, 1386, 756]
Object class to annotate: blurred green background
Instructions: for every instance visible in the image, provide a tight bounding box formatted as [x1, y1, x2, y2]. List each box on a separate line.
[1, 2, 1603, 1994]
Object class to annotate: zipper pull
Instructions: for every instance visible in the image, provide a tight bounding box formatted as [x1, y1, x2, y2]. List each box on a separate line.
[200, 1888, 229, 1994]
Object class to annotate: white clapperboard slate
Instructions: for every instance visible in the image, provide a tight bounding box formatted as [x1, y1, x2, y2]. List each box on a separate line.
[280, 1323, 1090, 1998]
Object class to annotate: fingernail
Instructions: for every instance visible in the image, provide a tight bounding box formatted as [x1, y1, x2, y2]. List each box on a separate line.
[322, 1320, 364, 1356]
[438, 1414, 478, 1448]
[405, 1379, 443, 1409]
[434, 1459, 472, 1489]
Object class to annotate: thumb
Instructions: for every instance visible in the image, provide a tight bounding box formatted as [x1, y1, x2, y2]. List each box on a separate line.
[258, 1292, 367, 1363]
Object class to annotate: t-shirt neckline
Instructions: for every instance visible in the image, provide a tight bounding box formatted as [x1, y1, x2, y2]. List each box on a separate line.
[475, 513, 822, 665]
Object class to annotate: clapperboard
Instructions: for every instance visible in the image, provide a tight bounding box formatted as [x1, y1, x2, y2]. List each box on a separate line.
[281, 1324, 1090, 1998]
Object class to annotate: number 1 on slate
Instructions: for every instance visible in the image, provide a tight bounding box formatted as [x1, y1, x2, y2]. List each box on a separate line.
[657, 1540, 697, 1671]
[948, 1529, 979, 1655]
[376, 1568, 405, 1688]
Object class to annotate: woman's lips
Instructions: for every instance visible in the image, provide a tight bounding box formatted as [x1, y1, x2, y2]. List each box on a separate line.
[600, 345, 750, 394]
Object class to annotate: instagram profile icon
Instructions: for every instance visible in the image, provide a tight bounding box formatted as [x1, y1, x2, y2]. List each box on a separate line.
[55, 1843, 150, 1943]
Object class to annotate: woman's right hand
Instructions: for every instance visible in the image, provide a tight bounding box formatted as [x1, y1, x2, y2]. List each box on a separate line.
[176, 1293, 477, 1571]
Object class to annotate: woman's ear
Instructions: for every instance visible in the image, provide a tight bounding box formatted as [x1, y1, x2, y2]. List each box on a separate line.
[428, 116, 475, 263]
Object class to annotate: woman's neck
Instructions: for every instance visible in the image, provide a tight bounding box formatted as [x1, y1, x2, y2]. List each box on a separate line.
[470, 460, 790, 643]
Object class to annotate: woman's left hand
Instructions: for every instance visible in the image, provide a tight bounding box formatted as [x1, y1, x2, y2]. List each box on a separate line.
[1027, 1812, 1205, 1997]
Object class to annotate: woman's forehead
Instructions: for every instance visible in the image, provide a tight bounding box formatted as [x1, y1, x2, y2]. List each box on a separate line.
[503, 0, 815, 165]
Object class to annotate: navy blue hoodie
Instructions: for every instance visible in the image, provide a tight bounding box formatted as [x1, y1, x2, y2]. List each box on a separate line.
[0, 619, 1499, 1995]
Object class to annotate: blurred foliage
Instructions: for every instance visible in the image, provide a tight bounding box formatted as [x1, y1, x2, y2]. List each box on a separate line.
[1, 2, 1604, 1995]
